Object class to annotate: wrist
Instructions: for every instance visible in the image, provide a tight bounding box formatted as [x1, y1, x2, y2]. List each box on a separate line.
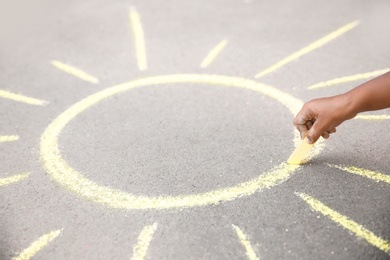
[339, 92, 359, 120]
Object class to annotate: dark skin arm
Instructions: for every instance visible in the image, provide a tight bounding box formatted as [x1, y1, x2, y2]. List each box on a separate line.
[294, 71, 390, 144]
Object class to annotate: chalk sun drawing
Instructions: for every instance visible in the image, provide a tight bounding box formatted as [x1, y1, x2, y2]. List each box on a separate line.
[2, 6, 389, 259]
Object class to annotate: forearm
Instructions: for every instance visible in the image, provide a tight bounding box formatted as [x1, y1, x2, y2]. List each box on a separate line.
[346, 71, 390, 114]
[293, 71, 390, 143]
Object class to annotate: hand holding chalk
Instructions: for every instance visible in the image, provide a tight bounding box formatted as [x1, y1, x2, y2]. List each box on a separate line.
[294, 71, 390, 144]
[293, 94, 355, 144]
[290, 71, 390, 164]
[290, 94, 355, 164]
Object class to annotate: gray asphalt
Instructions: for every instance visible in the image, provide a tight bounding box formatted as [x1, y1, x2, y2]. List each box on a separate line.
[1, 0, 390, 259]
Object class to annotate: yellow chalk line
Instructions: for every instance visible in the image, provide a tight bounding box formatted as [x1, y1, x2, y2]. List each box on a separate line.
[129, 7, 147, 71]
[13, 229, 61, 260]
[255, 21, 359, 78]
[328, 164, 390, 184]
[0, 89, 48, 106]
[0, 173, 29, 187]
[354, 115, 390, 120]
[232, 225, 259, 260]
[296, 192, 390, 255]
[200, 39, 228, 68]
[51, 60, 99, 84]
[131, 223, 158, 260]
[308, 69, 389, 89]
[0, 135, 19, 142]
[41, 74, 315, 209]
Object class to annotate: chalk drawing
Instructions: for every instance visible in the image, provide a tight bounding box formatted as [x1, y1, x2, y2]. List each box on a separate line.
[308, 69, 390, 90]
[129, 7, 148, 71]
[51, 60, 99, 84]
[354, 115, 390, 120]
[0, 173, 29, 187]
[0, 135, 19, 142]
[200, 39, 228, 68]
[255, 21, 359, 78]
[40, 74, 324, 210]
[0, 89, 48, 106]
[3, 5, 383, 259]
[328, 164, 390, 184]
[131, 223, 158, 260]
[13, 229, 61, 260]
[232, 225, 259, 260]
[296, 192, 390, 255]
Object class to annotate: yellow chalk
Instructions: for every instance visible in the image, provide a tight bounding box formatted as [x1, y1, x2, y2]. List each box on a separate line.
[131, 223, 157, 260]
[296, 192, 390, 255]
[13, 229, 61, 260]
[308, 68, 390, 90]
[354, 115, 390, 121]
[51, 60, 99, 84]
[129, 7, 148, 71]
[0, 173, 30, 187]
[255, 21, 359, 78]
[287, 137, 314, 165]
[40, 74, 316, 210]
[232, 225, 259, 260]
[328, 164, 390, 184]
[0, 135, 19, 143]
[200, 39, 228, 68]
[0, 89, 48, 106]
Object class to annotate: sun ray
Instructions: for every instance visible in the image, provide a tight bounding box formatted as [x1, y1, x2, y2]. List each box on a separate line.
[354, 115, 390, 120]
[51, 60, 99, 84]
[308, 69, 390, 90]
[0, 89, 48, 106]
[13, 229, 61, 260]
[200, 39, 228, 68]
[232, 225, 259, 260]
[0, 173, 30, 187]
[129, 7, 148, 71]
[0, 135, 20, 142]
[255, 21, 359, 78]
[328, 164, 390, 184]
[131, 223, 157, 260]
[296, 192, 390, 255]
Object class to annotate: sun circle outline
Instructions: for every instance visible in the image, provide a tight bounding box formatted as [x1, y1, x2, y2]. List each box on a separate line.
[40, 74, 317, 210]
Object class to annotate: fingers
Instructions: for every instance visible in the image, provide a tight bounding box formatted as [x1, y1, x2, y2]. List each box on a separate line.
[293, 105, 311, 126]
[297, 120, 314, 140]
[306, 120, 314, 129]
[321, 127, 337, 139]
[307, 119, 337, 143]
[294, 98, 342, 143]
[322, 132, 330, 139]
[297, 127, 308, 140]
[293, 104, 316, 140]
[306, 124, 322, 143]
[294, 121, 309, 140]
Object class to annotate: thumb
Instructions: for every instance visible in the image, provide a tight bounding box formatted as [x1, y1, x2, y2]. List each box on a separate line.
[306, 118, 327, 144]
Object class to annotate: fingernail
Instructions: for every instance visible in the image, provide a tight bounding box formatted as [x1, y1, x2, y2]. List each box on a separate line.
[306, 137, 313, 144]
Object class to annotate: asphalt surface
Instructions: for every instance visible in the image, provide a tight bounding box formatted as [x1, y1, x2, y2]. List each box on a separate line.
[1, 0, 390, 259]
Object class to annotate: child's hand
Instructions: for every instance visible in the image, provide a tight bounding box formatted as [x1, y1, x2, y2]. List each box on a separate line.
[293, 94, 357, 144]
[293, 71, 390, 144]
